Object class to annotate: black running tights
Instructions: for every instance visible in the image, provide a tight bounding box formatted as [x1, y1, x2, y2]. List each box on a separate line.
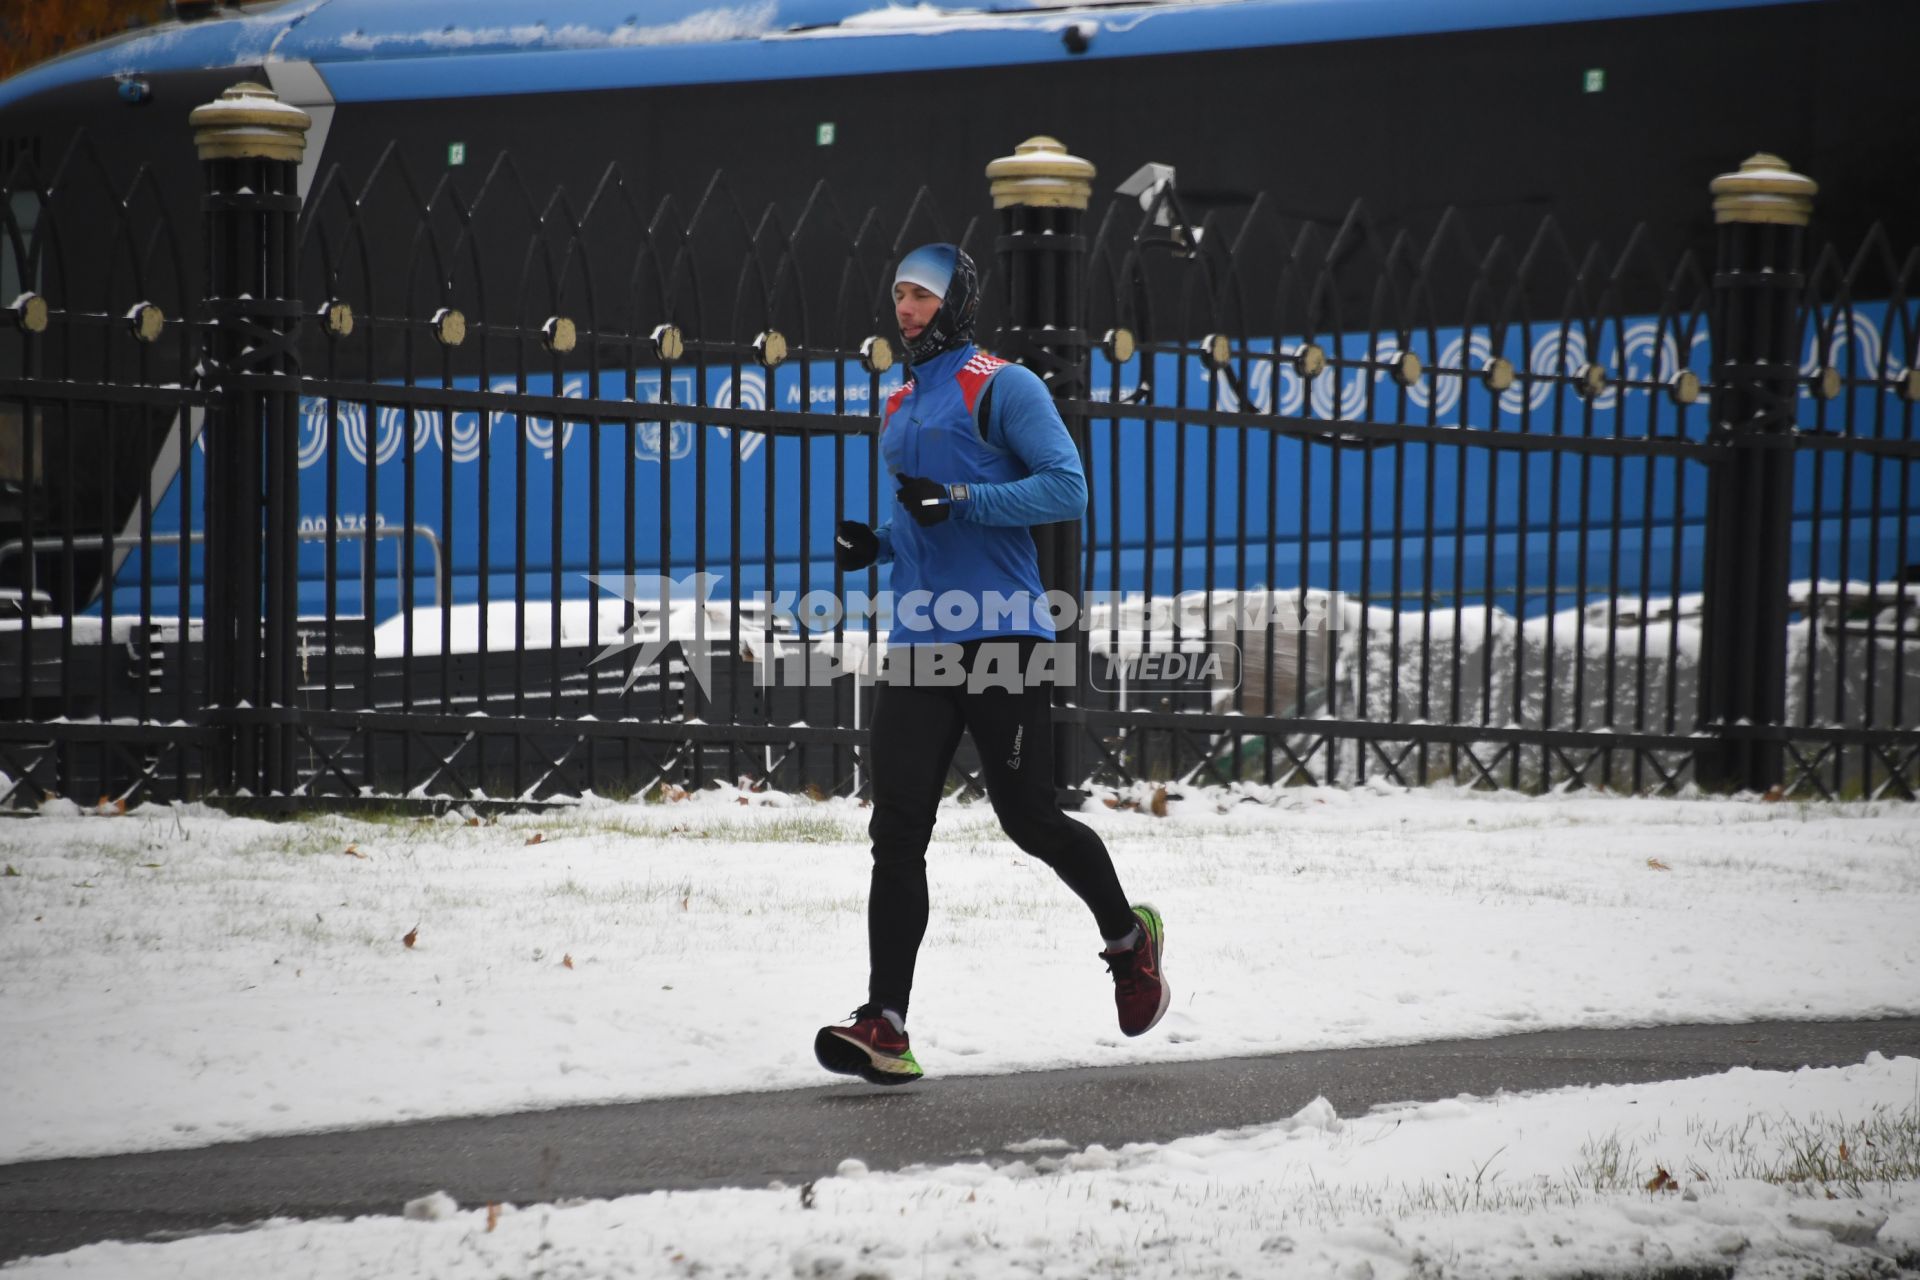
[864, 639, 1135, 1018]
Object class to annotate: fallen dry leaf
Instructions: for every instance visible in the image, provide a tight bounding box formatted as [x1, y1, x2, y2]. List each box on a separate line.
[1646, 1166, 1678, 1193]
[467, 816, 482, 827]
[1646, 857, 1671, 871]
[485, 1203, 501, 1233]
[526, 832, 544, 846]
[1762, 784, 1786, 802]
[562, 953, 574, 970]
[343, 844, 367, 860]
[736, 796, 749, 806]
[1150, 786, 1169, 818]
[664, 784, 689, 803]
[402, 924, 420, 949]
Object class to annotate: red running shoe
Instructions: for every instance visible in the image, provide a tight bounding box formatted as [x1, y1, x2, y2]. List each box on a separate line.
[1104, 904, 1170, 1036]
[814, 1004, 924, 1086]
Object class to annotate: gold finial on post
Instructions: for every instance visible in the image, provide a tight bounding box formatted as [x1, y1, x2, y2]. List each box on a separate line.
[1710, 153, 1818, 227]
[985, 136, 1096, 211]
[189, 82, 312, 163]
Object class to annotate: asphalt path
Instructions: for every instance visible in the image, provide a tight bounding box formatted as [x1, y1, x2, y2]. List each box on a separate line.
[4, 1017, 1917, 1264]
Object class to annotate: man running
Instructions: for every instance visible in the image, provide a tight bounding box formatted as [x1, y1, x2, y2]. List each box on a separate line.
[813, 243, 1168, 1087]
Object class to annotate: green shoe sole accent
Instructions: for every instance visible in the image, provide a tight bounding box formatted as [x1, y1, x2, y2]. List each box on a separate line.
[862, 1048, 922, 1087]
[1132, 903, 1165, 950]
[814, 1028, 924, 1087]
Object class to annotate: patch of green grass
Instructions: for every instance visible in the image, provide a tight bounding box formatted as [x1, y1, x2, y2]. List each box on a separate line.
[544, 875, 688, 908]
[1687, 1100, 1920, 1194]
[524, 809, 863, 846]
[1571, 1128, 1648, 1195]
[1271, 1096, 1920, 1232]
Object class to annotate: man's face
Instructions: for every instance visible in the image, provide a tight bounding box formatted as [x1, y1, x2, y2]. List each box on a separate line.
[894, 282, 941, 343]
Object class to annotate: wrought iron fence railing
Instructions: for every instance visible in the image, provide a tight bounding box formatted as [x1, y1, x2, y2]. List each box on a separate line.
[1, 87, 1914, 809]
[1063, 184, 1918, 798]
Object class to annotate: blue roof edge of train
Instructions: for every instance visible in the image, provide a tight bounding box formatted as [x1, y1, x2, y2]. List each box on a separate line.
[1, 0, 1801, 112]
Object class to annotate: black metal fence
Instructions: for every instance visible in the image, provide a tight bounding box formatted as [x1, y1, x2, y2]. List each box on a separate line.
[1, 126, 213, 806]
[2, 86, 1915, 810]
[1069, 161, 1920, 799]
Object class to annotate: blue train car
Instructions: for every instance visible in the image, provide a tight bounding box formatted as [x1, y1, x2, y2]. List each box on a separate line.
[5, 0, 1916, 630]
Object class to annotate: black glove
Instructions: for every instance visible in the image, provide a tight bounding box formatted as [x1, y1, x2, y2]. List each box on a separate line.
[833, 520, 879, 572]
[897, 475, 953, 527]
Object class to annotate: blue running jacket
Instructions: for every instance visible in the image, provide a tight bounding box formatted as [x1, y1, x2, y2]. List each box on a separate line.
[874, 342, 1086, 645]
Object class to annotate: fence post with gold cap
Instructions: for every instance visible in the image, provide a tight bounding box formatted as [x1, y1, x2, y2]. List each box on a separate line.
[192, 82, 310, 797]
[1697, 153, 1816, 794]
[986, 136, 1096, 802]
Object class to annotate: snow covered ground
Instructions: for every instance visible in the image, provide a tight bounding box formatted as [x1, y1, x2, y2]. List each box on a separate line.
[3, 783, 1918, 1276]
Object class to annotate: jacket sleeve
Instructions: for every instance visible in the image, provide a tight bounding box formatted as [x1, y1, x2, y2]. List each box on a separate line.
[869, 387, 901, 562]
[954, 364, 1087, 526]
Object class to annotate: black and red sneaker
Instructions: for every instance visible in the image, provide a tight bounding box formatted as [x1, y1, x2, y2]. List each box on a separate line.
[814, 1004, 924, 1086]
[1103, 904, 1170, 1036]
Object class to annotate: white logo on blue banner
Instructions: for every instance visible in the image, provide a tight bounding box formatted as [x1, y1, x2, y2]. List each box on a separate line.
[635, 371, 697, 463]
[1801, 309, 1883, 388]
[296, 398, 440, 467]
[445, 402, 490, 464]
[711, 369, 767, 461]
[520, 376, 584, 459]
[295, 395, 341, 468]
[1309, 353, 1370, 420]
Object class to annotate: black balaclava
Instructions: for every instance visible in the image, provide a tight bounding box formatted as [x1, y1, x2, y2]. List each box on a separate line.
[894, 242, 979, 368]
